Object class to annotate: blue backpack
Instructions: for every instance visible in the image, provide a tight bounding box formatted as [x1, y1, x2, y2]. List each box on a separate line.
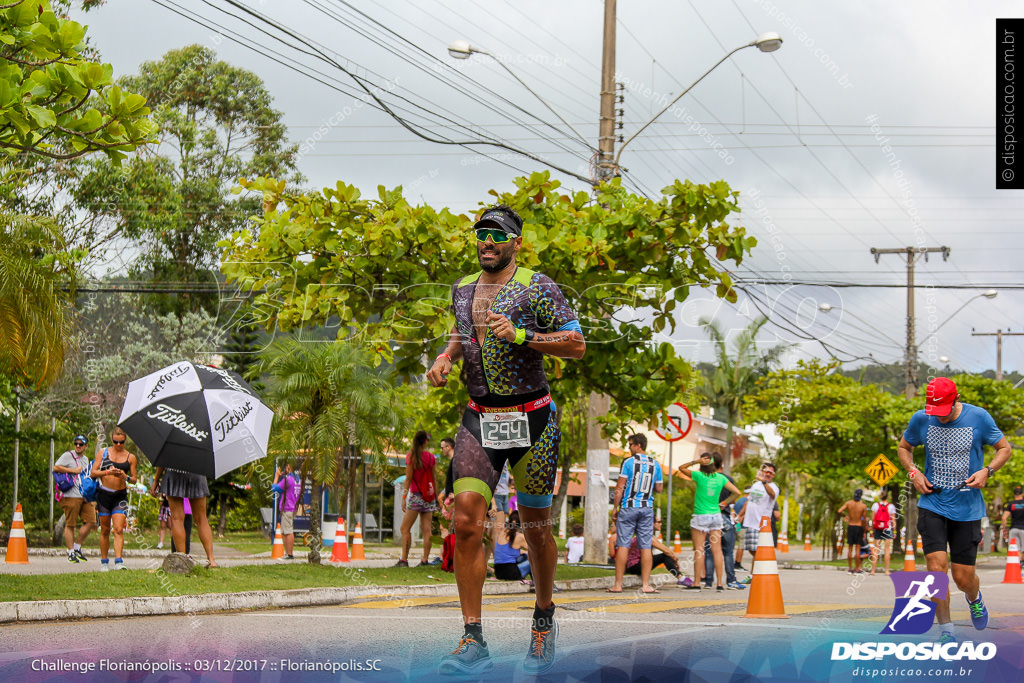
[80, 470, 98, 503]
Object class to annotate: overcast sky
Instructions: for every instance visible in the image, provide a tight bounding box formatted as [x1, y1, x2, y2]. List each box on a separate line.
[75, 1, 1024, 380]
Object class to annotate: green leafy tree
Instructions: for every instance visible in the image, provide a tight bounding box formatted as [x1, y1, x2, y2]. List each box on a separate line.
[71, 45, 300, 312]
[256, 339, 407, 564]
[700, 315, 789, 473]
[0, 214, 81, 389]
[222, 172, 755, 439]
[0, 1, 155, 161]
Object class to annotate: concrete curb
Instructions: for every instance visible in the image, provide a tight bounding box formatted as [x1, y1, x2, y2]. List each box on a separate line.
[0, 574, 642, 625]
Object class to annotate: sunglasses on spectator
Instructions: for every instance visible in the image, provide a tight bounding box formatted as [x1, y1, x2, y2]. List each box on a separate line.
[475, 228, 513, 244]
[74, 442, 86, 446]
[112, 440, 125, 445]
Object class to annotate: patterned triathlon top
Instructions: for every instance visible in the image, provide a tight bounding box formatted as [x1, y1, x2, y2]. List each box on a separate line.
[451, 267, 579, 400]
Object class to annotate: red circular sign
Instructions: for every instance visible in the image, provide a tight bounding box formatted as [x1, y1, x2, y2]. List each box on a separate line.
[653, 402, 693, 442]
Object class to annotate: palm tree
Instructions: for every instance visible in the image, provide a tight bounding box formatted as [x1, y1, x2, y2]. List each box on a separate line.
[0, 213, 78, 389]
[256, 339, 407, 563]
[700, 316, 789, 473]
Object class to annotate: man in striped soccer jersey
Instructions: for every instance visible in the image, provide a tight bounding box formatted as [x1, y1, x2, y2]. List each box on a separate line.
[609, 434, 664, 594]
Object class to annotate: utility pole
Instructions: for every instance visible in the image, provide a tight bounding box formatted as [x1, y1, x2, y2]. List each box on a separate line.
[582, 0, 617, 563]
[971, 329, 1024, 381]
[595, 0, 617, 183]
[871, 246, 950, 397]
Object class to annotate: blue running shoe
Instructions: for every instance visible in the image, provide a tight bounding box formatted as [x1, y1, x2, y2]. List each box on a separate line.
[936, 629, 958, 645]
[967, 592, 988, 630]
[438, 635, 492, 675]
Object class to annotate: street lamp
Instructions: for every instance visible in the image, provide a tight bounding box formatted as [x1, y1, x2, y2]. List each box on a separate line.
[820, 290, 997, 373]
[612, 32, 782, 173]
[917, 289, 997, 349]
[818, 302, 904, 348]
[447, 40, 594, 150]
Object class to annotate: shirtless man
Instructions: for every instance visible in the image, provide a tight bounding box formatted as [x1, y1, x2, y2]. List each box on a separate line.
[837, 488, 868, 574]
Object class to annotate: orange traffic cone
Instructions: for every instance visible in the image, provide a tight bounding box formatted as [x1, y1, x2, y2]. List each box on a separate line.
[270, 523, 285, 560]
[350, 522, 365, 560]
[4, 503, 28, 564]
[902, 538, 916, 572]
[1002, 538, 1023, 584]
[744, 515, 787, 618]
[778, 531, 789, 553]
[673, 531, 682, 554]
[330, 517, 350, 563]
[803, 534, 812, 551]
[916, 535, 923, 554]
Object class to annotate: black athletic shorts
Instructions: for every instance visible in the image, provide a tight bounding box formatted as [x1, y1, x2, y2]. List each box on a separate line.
[917, 507, 982, 566]
[96, 486, 129, 517]
[847, 525, 864, 546]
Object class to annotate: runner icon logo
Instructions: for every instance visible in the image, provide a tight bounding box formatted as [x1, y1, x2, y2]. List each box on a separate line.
[882, 571, 949, 635]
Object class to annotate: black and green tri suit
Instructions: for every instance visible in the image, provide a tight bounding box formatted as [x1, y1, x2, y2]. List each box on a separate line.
[450, 267, 582, 509]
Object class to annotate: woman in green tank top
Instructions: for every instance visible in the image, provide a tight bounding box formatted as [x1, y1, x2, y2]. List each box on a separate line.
[678, 452, 741, 590]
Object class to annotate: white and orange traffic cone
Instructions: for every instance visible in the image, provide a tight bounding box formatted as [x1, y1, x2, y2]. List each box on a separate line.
[330, 517, 350, 563]
[902, 538, 916, 572]
[803, 534, 812, 552]
[4, 503, 28, 564]
[673, 531, 682, 555]
[778, 531, 789, 553]
[916, 535, 923, 555]
[744, 515, 787, 619]
[270, 522, 285, 560]
[350, 522, 365, 560]
[1002, 538, 1023, 584]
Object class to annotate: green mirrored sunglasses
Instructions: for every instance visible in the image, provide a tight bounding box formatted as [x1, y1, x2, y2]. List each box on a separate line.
[475, 228, 513, 244]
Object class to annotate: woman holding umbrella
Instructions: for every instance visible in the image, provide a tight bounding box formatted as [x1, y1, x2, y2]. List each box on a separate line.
[150, 467, 218, 568]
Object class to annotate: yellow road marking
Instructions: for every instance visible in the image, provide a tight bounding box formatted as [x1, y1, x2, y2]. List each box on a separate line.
[715, 603, 887, 617]
[347, 597, 456, 609]
[596, 599, 746, 614]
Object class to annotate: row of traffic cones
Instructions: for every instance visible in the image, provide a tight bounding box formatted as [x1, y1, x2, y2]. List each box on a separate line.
[269, 518, 366, 562]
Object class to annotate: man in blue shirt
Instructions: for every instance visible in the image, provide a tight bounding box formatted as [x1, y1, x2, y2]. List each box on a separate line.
[609, 434, 664, 593]
[897, 377, 1012, 641]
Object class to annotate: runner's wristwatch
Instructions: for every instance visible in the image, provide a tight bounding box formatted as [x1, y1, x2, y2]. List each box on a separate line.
[986, 466, 996, 477]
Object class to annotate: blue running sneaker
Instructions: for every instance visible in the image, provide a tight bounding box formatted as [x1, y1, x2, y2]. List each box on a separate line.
[522, 620, 558, 674]
[438, 635, 492, 675]
[936, 629, 958, 645]
[967, 592, 989, 630]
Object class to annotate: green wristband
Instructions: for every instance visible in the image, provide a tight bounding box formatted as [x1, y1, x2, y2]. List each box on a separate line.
[513, 327, 527, 345]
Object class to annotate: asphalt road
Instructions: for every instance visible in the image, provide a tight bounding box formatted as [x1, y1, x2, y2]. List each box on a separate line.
[2, 563, 1022, 682]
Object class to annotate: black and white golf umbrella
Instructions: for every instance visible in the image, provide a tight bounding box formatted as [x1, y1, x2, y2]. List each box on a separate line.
[118, 361, 273, 479]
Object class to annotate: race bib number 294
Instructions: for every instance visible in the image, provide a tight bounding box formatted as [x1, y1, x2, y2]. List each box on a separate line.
[480, 412, 531, 449]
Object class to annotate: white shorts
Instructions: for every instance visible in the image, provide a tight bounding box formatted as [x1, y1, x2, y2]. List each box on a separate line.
[691, 513, 724, 532]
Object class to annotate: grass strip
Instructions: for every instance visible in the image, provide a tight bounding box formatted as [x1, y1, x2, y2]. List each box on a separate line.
[1, 564, 617, 603]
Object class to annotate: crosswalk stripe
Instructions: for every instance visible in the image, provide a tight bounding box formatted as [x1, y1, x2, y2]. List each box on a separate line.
[347, 597, 456, 609]
[595, 599, 746, 614]
[715, 603, 887, 617]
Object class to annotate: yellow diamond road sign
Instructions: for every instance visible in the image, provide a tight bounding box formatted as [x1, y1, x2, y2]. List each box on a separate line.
[867, 454, 899, 487]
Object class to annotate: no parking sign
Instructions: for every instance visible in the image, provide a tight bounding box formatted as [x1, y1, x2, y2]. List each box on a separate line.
[653, 402, 693, 442]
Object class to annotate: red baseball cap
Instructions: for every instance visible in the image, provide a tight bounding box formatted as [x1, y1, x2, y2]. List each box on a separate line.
[925, 377, 958, 416]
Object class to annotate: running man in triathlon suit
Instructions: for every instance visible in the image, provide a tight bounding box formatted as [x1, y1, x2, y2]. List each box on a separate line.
[426, 205, 585, 675]
[887, 574, 940, 631]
